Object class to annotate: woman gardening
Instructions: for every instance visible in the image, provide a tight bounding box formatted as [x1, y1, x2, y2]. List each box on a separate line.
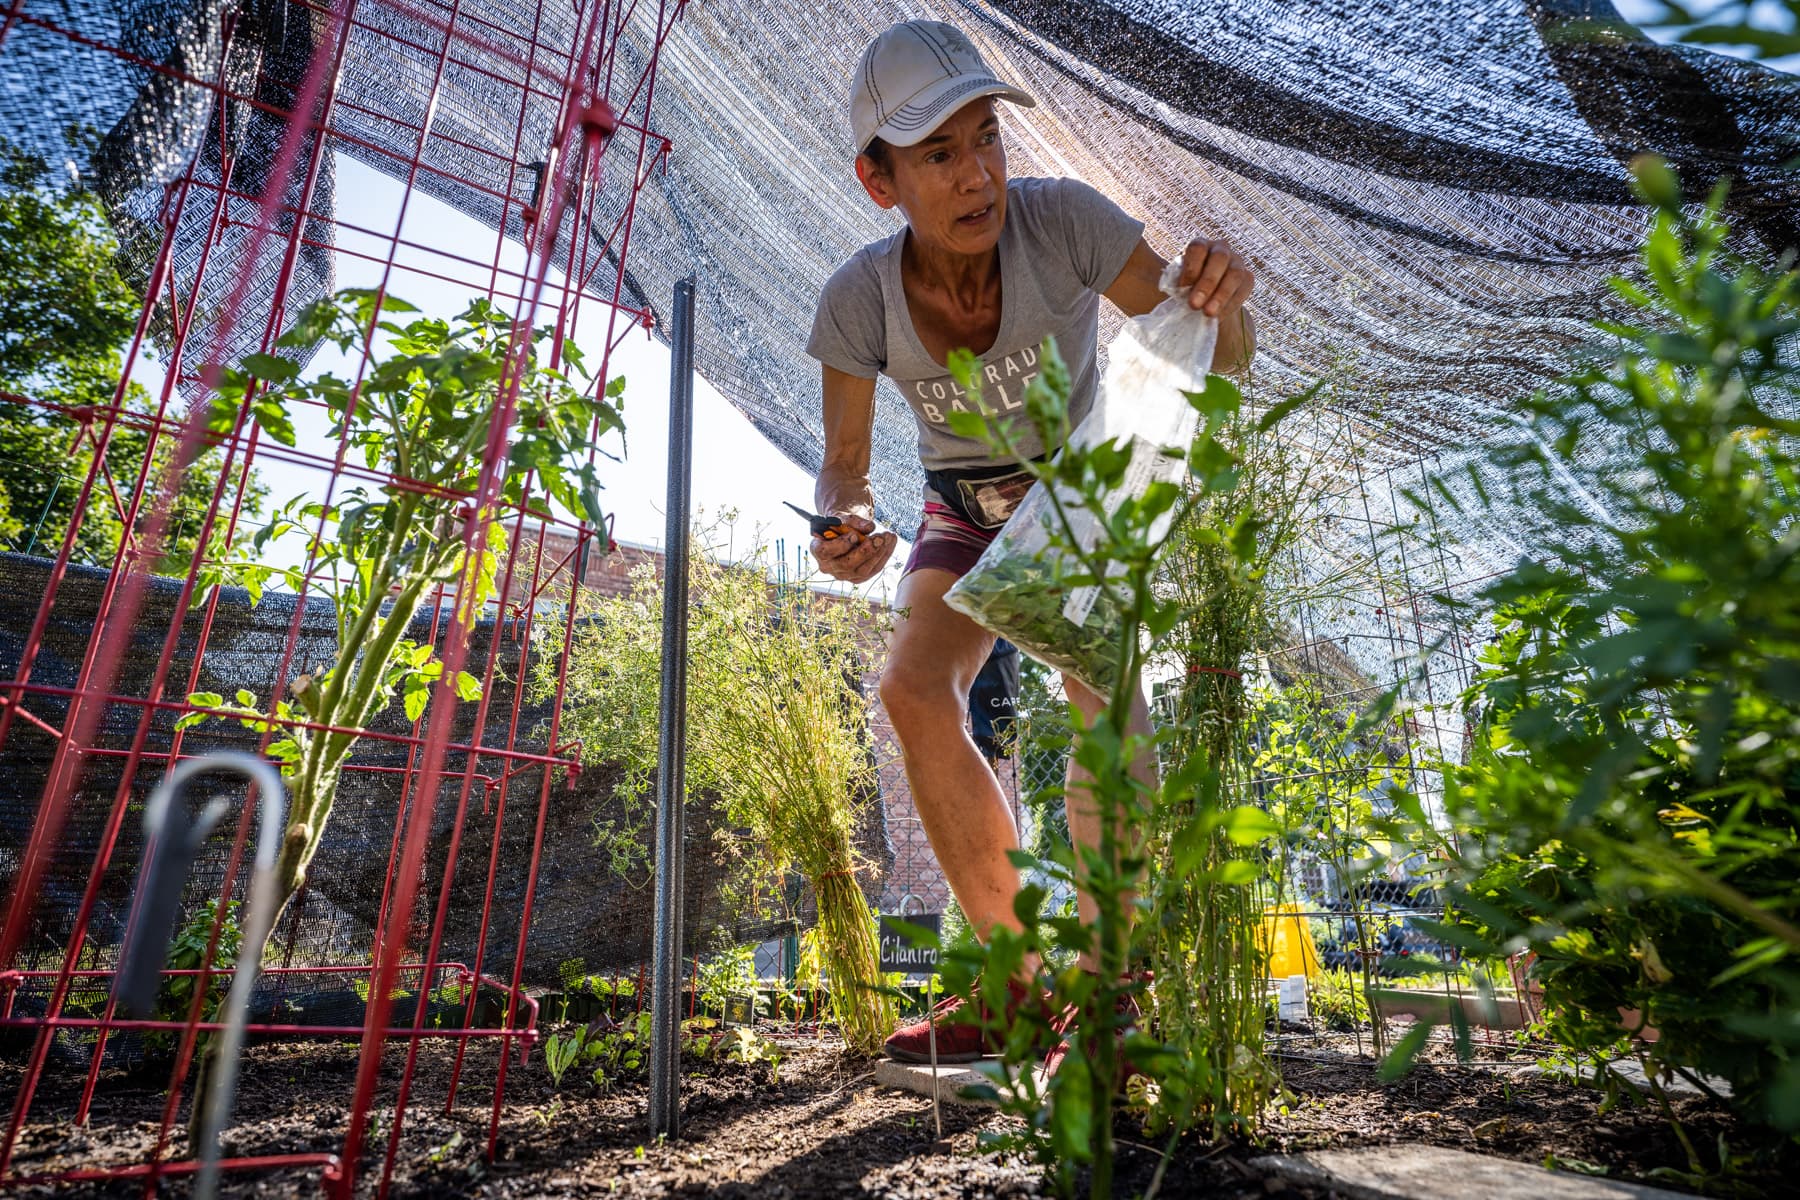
[805, 20, 1257, 1064]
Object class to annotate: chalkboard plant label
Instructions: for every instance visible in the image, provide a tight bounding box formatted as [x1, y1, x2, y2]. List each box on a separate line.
[879, 913, 942, 977]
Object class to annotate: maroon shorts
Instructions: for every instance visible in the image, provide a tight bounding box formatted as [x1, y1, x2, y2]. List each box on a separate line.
[902, 501, 1000, 579]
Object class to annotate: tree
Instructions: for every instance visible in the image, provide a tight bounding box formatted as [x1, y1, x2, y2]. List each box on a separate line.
[0, 139, 261, 569]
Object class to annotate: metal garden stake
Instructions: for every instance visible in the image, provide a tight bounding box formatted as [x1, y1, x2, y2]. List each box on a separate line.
[114, 752, 288, 1200]
[649, 275, 697, 1139]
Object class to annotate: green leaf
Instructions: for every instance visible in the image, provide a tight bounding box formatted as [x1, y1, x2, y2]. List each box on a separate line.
[1220, 805, 1280, 846]
[1048, 1054, 1095, 1164]
[882, 918, 942, 951]
[188, 692, 224, 709]
[1378, 1021, 1432, 1082]
[206, 389, 244, 435]
[958, 1081, 1001, 1105]
[249, 397, 297, 447]
[404, 675, 431, 723]
[944, 347, 981, 394]
[454, 670, 482, 702]
[1004, 848, 1040, 872]
[1681, 24, 1800, 59]
[1213, 859, 1262, 885]
[579, 482, 609, 533]
[1011, 883, 1047, 927]
[1630, 154, 1683, 215]
[1255, 377, 1323, 432]
[1184, 372, 1242, 423]
[235, 689, 256, 707]
[1407, 919, 1497, 956]
[945, 410, 987, 440]
[1712, 937, 1790, 986]
[241, 352, 299, 384]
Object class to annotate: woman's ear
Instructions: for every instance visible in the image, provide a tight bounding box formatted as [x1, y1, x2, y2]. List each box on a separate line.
[855, 155, 899, 210]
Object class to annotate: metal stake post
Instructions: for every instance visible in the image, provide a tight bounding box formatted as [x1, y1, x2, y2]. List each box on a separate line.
[648, 276, 696, 1139]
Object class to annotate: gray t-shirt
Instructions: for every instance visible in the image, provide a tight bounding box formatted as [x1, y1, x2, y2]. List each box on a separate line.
[806, 176, 1144, 474]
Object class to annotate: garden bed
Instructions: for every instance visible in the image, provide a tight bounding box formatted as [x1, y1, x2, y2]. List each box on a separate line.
[1368, 986, 1532, 1031]
[2, 1027, 1782, 1197]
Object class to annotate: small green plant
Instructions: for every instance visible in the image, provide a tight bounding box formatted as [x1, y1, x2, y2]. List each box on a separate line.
[542, 1031, 583, 1089]
[424, 1130, 464, 1166]
[583, 1011, 652, 1091]
[147, 899, 241, 1056]
[720, 1025, 775, 1067]
[681, 1016, 720, 1062]
[697, 942, 758, 1018]
[1307, 970, 1372, 1032]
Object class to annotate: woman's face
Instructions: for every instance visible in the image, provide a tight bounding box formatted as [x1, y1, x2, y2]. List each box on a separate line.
[858, 98, 1008, 258]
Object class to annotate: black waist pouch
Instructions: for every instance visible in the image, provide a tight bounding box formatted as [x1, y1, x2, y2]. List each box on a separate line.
[923, 456, 1046, 531]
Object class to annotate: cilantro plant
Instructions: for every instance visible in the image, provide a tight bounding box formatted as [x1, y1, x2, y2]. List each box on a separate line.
[180, 288, 623, 926]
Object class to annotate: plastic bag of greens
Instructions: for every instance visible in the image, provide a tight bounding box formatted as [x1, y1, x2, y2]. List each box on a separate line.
[944, 263, 1217, 699]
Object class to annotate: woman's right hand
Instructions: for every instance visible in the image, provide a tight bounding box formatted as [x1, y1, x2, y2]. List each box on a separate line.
[813, 515, 897, 584]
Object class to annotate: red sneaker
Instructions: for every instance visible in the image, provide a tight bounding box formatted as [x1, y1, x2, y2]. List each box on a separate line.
[883, 978, 1036, 1064]
[1042, 983, 1144, 1081]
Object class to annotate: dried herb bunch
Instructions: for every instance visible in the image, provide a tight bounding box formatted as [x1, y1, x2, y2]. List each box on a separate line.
[548, 527, 895, 1054]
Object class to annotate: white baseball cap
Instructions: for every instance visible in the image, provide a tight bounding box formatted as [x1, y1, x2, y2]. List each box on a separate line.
[851, 20, 1036, 155]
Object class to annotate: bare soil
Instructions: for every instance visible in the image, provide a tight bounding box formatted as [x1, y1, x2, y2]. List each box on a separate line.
[1, 1027, 1785, 1197]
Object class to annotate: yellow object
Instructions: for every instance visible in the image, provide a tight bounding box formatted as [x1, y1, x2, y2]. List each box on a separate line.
[1259, 904, 1323, 978]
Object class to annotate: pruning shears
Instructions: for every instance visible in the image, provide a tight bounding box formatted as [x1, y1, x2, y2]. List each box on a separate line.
[784, 501, 848, 541]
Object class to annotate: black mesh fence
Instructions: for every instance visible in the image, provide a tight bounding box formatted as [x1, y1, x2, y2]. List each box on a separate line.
[0, 553, 889, 1031]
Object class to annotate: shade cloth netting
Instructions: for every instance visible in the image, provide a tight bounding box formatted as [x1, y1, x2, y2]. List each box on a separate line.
[4, 2, 1798, 969]
[18, 1, 1796, 673]
[8, 0, 1797, 537]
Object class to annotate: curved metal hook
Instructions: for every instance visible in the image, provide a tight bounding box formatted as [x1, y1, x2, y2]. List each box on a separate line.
[113, 751, 288, 1200]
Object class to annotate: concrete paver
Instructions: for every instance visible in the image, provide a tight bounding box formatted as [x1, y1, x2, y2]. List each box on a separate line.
[1250, 1144, 1694, 1200]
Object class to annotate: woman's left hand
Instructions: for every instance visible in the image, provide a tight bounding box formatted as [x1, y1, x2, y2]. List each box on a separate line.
[1178, 238, 1254, 319]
